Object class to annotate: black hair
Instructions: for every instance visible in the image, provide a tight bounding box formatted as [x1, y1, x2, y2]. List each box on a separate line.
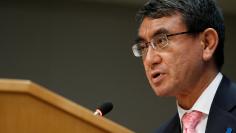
[136, 0, 225, 70]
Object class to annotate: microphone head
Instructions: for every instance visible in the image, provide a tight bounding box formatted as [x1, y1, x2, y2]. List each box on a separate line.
[95, 102, 113, 116]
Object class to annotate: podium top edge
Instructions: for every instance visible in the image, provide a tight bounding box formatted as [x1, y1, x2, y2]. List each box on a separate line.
[0, 78, 33, 92]
[0, 78, 32, 83]
[0, 78, 135, 133]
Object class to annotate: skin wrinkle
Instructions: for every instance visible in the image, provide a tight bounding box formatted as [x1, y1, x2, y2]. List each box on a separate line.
[138, 13, 218, 109]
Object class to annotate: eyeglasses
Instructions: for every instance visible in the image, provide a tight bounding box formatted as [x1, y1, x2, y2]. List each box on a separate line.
[132, 31, 196, 57]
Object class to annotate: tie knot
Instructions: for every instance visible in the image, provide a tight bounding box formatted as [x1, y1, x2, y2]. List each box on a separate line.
[182, 110, 203, 133]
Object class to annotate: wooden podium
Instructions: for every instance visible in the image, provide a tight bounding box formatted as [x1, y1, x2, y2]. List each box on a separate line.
[0, 79, 134, 133]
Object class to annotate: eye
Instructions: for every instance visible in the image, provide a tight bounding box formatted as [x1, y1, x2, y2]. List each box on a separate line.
[156, 37, 164, 45]
[154, 34, 168, 48]
[139, 42, 148, 50]
[137, 42, 148, 55]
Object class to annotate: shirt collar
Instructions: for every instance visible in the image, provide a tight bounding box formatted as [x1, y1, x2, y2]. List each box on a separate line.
[177, 72, 223, 119]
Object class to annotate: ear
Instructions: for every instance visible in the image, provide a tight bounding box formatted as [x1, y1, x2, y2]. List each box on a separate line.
[200, 28, 219, 61]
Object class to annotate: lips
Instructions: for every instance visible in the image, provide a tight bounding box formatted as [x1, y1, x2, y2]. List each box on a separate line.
[152, 72, 161, 79]
[150, 71, 165, 84]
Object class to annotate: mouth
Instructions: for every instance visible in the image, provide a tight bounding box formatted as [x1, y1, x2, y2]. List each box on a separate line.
[150, 71, 165, 84]
[152, 73, 161, 79]
[151, 72, 161, 79]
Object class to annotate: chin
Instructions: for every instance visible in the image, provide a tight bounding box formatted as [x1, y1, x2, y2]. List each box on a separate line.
[152, 85, 175, 97]
[153, 88, 170, 96]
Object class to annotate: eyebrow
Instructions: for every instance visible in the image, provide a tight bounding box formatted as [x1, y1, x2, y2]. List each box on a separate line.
[135, 28, 170, 43]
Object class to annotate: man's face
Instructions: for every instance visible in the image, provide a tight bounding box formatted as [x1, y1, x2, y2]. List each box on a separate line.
[138, 14, 205, 97]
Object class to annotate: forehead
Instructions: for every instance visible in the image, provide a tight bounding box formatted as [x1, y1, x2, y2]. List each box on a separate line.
[138, 14, 187, 41]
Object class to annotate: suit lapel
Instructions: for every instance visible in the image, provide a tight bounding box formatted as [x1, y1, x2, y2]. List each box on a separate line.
[156, 113, 181, 133]
[165, 114, 181, 133]
[206, 77, 236, 133]
[156, 76, 236, 133]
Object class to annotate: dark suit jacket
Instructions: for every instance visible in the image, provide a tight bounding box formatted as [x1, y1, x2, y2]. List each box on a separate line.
[155, 76, 236, 133]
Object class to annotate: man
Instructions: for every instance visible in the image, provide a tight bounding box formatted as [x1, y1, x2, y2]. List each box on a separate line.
[132, 0, 236, 133]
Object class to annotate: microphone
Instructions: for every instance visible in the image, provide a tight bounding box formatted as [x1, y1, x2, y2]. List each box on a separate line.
[94, 102, 113, 116]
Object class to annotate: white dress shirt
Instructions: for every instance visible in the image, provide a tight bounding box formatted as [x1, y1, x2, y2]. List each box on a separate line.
[177, 72, 223, 133]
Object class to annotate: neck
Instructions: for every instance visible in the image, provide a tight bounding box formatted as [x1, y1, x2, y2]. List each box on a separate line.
[176, 65, 219, 110]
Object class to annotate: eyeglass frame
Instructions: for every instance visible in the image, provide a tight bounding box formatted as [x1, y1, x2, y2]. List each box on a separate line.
[132, 31, 200, 57]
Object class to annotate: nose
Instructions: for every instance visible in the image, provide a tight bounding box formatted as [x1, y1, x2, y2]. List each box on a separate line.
[143, 46, 162, 69]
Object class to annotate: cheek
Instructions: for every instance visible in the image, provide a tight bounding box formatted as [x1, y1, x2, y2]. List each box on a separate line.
[143, 62, 148, 74]
[165, 47, 202, 80]
[143, 61, 151, 79]
[171, 52, 203, 89]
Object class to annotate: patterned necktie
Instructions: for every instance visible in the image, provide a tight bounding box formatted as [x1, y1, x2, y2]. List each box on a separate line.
[181, 110, 203, 133]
